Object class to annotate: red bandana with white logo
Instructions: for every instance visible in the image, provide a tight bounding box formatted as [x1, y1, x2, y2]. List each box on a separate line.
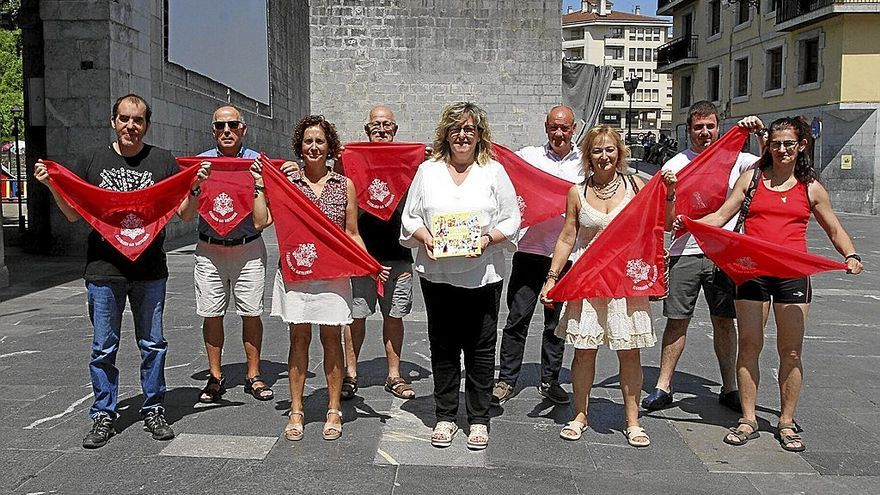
[261, 155, 384, 293]
[683, 217, 846, 285]
[340, 142, 425, 221]
[493, 144, 574, 228]
[45, 160, 199, 261]
[548, 174, 669, 300]
[674, 127, 755, 235]
[177, 157, 264, 237]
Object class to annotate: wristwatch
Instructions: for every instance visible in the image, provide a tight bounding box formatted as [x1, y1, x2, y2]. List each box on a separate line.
[845, 253, 861, 262]
[190, 186, 201, 197]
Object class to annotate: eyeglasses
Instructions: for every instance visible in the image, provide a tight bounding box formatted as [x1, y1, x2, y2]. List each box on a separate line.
[367, 120, 396, 131]
[547, 124, 572, 133]
[768, 140, 799, 150]
[213, 120, 243, 131]
[448, 125, 478, 136]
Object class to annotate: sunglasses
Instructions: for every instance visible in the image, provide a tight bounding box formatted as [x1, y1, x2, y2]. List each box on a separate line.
[213, 120, 243, 131]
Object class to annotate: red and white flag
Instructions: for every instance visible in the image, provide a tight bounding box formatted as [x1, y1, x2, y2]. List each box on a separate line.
[260, 155, 384, 292]
[493, 144, 575, 228]
[548, 174, 668, 300]
[45, 160, 198, 261]
[340, 142, 425, 221]
[674, 127, 753, 223]
[682, 217, 846, 285]
[177, 157, 255, 236]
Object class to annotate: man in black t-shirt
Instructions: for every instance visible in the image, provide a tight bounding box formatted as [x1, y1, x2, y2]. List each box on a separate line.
[34, 94, 210, 449]
[341, 105, 423, 401]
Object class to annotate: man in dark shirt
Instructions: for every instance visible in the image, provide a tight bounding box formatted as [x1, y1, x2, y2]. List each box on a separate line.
[342, 105, 418, 400]
[194, 105, 273, 403]
[34, 94, 209, 449]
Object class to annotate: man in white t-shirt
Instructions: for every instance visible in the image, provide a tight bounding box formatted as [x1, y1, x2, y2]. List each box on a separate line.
[642, 101, 765, 413]
[492, 105, 586, 405]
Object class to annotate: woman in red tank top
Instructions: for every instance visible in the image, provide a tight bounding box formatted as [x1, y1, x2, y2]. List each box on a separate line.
[684, 117, 863, 453]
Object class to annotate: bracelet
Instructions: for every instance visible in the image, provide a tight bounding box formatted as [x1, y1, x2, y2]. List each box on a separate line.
[254, 185, 266, 193]
[190, 186, 201, 197]
[546, 269, 559, 281]
[482, 232, 494, 244]
[666, 192, 676, 201]
[845, 253, 861, 262]
[755, 128, 768, 137]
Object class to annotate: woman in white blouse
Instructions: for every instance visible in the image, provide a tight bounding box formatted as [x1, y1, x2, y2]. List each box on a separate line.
[401, 102, 521, 451]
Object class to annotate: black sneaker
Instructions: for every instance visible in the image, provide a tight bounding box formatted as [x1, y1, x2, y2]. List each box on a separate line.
[82, 413, 115, 449]
[719, 390, 743, 413]
[641, 388, 674, 411]
[491, 381, 515, 405]
[539, 382, 571, 405]
[143, 407, 175, 441]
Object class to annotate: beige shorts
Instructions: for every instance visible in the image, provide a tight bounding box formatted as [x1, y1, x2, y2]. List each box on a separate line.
[194, 237, 267, 317]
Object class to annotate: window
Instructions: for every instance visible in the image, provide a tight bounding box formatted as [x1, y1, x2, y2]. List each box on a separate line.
[635, 89, 644, 102]
[605, 46, 624, 60]
[607, 93, 625, 101]
[736, 1, 751, 26]
[680, 74, 692, 108]
[601, 111, 621, 125]
[629, 47, 636, 61]
[765, 0, 777, 13]
[637, 28, 644, 41]
[629, 28, 636, 40]
[612, 66, 624, 79]
[707, 66, 720, 102]
[734, 57, 750, 98]
[765, 46, 783, 92]
[654, 28, 661, 41]
[709, 0, 721, 37]
[637, 48, 645, 61]
[799, 37, 820, 85]
[609, 27, 624, 39]
[652, 89, 659, 103]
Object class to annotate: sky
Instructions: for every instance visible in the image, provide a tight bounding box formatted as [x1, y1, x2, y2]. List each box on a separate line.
[561, 0, 659, 17]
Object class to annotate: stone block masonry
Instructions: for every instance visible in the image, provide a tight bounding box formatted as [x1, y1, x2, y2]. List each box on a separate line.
[309, 0, 563, 149]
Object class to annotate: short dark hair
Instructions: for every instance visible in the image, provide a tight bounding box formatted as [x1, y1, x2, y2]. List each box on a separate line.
[112, 94, 152, 124]
[291, 115, 340, 159]
[686, 100, 718, 127]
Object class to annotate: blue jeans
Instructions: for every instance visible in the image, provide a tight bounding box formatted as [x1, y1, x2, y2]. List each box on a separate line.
[87, 279, 168, 418]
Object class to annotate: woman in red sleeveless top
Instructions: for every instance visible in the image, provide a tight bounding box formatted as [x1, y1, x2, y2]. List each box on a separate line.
[683, 117, 863, 452]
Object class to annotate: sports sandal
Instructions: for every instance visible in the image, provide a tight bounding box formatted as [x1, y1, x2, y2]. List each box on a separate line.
[776, 421, 805, 452]
[283, 411, 304, 441]
[431, 421, 458, 448]
[560, 420, 588, 441]
[341, 376, 358, 401]
[624, 425, 651, 448]
[723, 418, 759, 446]
[467, 424, 489, 450]
[245, 375, 274, 401]
[322, 409, 343, 441]
[385, 376, 416, 399]
[198, 375, 225, 404]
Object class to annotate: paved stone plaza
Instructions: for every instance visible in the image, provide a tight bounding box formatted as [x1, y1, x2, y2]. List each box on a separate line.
[1, 212, 878, 494]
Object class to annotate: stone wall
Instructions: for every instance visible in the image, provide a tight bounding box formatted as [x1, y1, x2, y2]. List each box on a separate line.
[309, 0, 563, 149]
[32, 0, 310, 254]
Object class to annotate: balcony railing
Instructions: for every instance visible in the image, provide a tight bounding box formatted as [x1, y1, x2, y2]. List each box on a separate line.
[656, 35, 697, 72]
[657, 0, 696, 16]
[777, 0, 880, 30]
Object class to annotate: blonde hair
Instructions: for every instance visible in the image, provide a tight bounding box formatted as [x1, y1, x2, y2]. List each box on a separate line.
[432, 102, 494, 166]
[579, 125, 630, 174]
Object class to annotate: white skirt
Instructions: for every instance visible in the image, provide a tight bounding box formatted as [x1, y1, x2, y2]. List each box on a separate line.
[556, 296, 656, 350]
[270, 269, 353, 325]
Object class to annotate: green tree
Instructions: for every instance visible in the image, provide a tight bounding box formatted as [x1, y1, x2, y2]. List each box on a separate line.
[0, 27, 23, 143]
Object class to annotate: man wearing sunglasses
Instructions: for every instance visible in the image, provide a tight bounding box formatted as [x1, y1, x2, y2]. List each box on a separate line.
[194, 105, 274, 404]
[642, 101, 765, 413]
[492, 105, 585, 406]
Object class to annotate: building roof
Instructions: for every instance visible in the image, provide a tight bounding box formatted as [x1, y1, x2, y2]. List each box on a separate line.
[562, 11, 669, 26]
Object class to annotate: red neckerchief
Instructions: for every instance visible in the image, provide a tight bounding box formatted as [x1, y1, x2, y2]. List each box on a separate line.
[493, 144, 574, 228]
[340, 142, 425, 221]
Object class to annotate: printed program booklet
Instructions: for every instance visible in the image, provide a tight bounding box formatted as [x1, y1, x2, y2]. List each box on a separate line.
[431, 212, 481, 258]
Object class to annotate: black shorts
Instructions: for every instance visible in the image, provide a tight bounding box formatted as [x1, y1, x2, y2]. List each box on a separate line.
[735, 276, 812, 304]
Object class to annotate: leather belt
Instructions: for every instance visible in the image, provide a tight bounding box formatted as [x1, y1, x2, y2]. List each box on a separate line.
[199, 233, 261, 247]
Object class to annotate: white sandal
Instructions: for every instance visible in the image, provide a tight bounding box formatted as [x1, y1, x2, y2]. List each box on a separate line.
[467, 424, 489, 450]
[431, 421, 458, 448]
[624, 425, 650, 448]
[560, 420, 588, 441]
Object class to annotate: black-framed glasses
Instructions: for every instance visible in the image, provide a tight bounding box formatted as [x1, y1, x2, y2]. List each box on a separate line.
[213, 120, 242, 131]
[367, 120, 396, 131]
[448, 125, 478, 136]
[768, 140, 799, 150]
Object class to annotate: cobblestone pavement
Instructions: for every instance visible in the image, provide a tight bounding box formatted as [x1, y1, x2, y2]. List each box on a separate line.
[1, 212, 878, 494]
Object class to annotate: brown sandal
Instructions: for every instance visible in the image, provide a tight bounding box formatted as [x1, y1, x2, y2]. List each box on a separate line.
[723, 417, 759, 446]
[385, 376, 415, 399]
[341, 376, 358, 401]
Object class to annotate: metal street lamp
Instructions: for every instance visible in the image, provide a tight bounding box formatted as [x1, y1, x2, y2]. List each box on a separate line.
[10, 106, 24, 232]
[623, 77, 641, 145]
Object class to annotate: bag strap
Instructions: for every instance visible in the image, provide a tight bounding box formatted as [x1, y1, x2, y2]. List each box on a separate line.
[733, 168, 761, 233]
[626, 174, 640, 194]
